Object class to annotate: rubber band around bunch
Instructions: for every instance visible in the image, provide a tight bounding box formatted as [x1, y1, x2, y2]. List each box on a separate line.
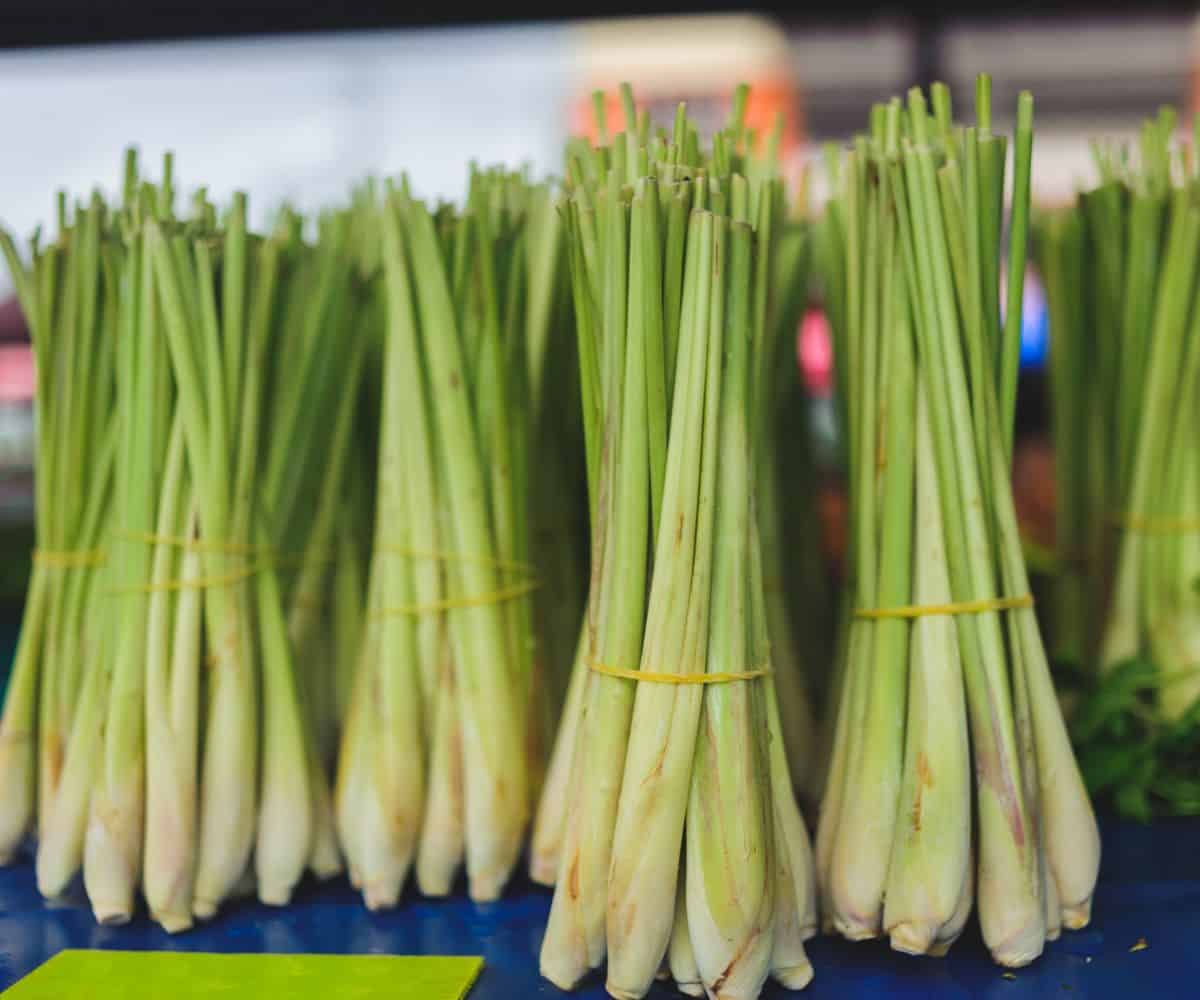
[1107, 511, 1200, 535]
[371, 545, 540, 619]
[854, 594, 1034, 620]
[588, 662, 772, 685]
[106, 529, 273, 594]
[32, 548, 108, 569]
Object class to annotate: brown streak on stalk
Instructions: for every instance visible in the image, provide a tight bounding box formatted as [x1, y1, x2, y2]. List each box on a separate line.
[567, 853, 581, 900]
[449, 371, 460, 390]
[710, 925, 761, 996]
[640, 745, 666, 787]
[975, 699, 1027, 849]
[911, 751, 935, 833]
[46, 733, 64, 792]
[676, 511, 685, 544]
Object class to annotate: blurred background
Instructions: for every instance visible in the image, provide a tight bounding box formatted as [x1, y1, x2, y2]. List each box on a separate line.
[2, 0, 1199, 605]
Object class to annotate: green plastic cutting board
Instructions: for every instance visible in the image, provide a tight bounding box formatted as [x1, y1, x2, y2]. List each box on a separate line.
[1, 950, 483, 999]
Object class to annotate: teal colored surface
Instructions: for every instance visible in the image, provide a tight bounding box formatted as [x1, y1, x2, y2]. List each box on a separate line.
[0, 618, 1197, 998]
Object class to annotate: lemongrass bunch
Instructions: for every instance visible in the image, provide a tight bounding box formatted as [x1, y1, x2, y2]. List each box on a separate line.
[536, 86, 818, 1000]
[336, 168, 562, 907]
[816, 80, 1100, 967]
[1036, 111, 1200, 816]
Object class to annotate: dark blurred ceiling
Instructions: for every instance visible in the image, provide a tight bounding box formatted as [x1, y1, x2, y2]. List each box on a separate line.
[2, 0, 1197, 49]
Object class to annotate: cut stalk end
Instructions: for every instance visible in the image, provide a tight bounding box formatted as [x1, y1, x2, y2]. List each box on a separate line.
[1061, 899, 1092, 930]
[889, 922, 937, 957]
[152, 909, 194, 935]
[771, 960, 814, 991]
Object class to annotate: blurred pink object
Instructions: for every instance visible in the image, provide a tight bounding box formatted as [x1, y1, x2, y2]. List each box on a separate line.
[799, 308, 833, 398]
[0, 345, 35, 404]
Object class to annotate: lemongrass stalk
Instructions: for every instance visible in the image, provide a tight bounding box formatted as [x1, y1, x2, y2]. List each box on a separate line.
[85, 214, 173, 924]
[883, 391, 971, 956]
[686, 216, 775, 1000]
[415, 627, 464, 896]
[528, 617, 588, 886]
[254, 520, 313, 906]
[927, 849, 974, 957]
[35, 567, 110, 898]
[333, 516, 367, 728]
[986, 394, 1101, 929]
[334, 558, 383, 891]
[528, 187, 608, 889]
[34, 473, 116, 896]
[279, 312, 370, 884]
[24, 404, 115, 891]
[605, 199, 718, 999]
[351, 194, 429, 909]
[541, 178, 651, 989]
[749, 514, 816, 991]
[830, 197, 915, 942]
[668, 877, 703, 998]
[144, 418, 199, 932]
[816, 148, 878, 931]
[406, 196, 529, 900]
[149, 219, 259, 921]
[895, 108, 1045, 965]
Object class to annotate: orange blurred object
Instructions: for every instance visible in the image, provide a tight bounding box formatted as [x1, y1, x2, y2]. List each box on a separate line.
[566, 14, 804, 183]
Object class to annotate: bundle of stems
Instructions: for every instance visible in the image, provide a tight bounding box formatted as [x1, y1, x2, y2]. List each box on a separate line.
[336, 167, 564, 907]
[816, 80, 1100, 967]
[536, 87, 818, 1000]
[1036, 110, 1200, 815]
[1, 153, 379, 929]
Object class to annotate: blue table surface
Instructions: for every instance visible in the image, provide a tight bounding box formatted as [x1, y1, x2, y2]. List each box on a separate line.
[1, 629, 1198, 998]
[1, 812, 1196, 997]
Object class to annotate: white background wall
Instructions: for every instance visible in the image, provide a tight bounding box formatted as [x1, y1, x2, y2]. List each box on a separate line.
[0, 25, 573, 296]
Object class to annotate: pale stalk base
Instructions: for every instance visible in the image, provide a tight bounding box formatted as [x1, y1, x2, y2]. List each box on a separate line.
[256, 775, 312, 906]
[1062, 900, 1092, 930]
[36, 793, 89, 899]
[539, 887, 590, 993]
[465, 832, 519, 903]
[309, 794, 343, 881]
[192, 899, 218, 921]
[416, 682, 464, 898]
[890, 923, 936, 956]
[191, 602, 257, 921]
[988, 923, 1046, 969]
[529, 856, 558, 888]
[83, 779, 142, 927]
[151, 909, 194, 935]
[771, 958, 813, 991]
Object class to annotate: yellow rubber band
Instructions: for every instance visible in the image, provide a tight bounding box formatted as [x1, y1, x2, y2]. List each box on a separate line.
[854, 594, 1034, 620]
[377, 545, 536, 577]
[1108, 512, 1200, 535]
[114, 529, 270, 556]
[589, 662, 771, 684]
[373, 578, 539, 618]
[32, 548, 107, 569]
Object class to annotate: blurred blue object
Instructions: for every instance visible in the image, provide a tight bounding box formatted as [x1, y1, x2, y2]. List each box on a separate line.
[1021, 269, 1050, 370]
